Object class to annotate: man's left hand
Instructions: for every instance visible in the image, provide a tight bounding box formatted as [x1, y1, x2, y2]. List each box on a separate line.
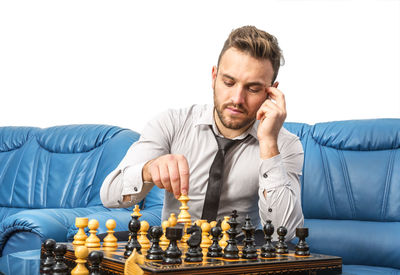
[256, 82, 287, 159]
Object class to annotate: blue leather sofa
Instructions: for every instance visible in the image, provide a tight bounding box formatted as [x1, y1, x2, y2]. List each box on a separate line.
[1, 119, 399, 275]
[0, 125, 164, 259]
[285, 119, 400, 275]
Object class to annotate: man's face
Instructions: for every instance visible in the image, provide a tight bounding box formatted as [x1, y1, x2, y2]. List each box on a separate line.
[212, 47, 275, 133]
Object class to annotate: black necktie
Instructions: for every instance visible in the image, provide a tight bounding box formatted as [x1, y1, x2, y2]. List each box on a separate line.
[201, 129, 247, 222]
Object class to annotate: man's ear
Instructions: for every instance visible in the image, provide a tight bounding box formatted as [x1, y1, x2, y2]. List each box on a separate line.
[272, 81, 279, 88]
[211, 66, 217, 89]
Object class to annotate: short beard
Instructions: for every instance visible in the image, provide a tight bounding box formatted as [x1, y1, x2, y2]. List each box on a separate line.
[213, 88, 255, 130]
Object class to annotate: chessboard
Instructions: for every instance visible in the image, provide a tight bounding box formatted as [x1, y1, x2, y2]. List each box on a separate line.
[62, 242, 342, 275]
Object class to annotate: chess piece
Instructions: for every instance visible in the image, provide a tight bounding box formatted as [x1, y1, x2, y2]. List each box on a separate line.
[168, 213, 177, 227]
[185, 224, 203, 262]
[124, 212, 142, 258]
[132, 204, 142, 218]
[103, 219, 118, 251]
[200, 221, 212, 249]
[295, 227, 310, 256]
[146, 226, 165, 260]
[85, 219, 100, 248]
[40, 238, 56, 274]
[241, 215, 258, 259]
[138, 220, 151, 250]
[223, 210, 240, 259]
[87, 250, 103, 275]
[219, 216, 230, 248]
[125, 248, 145, 275]
[52, 243, 68, 275]
[260, 220, 276, 258]
[71, 245, 89, 275]
[163, 226, 183, 264]
[275, 226, 289, 254]
[73, 217, 88, 246]
[177, 195, 191, 247]
[207, 220, 223, 257]
[209, 221, 217, 241]
[146, 226, 164, 260]
[159, 220, 171, 247]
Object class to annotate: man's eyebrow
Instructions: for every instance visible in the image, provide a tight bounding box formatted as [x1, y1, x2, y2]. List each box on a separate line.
[221, 74, 266, 86]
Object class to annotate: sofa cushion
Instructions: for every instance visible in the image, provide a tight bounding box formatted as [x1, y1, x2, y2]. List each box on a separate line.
[305, 219, 400, 269]
[343, 265, 400, 275]
[0, 125, 139, 209]
[301, 119, 400, 222]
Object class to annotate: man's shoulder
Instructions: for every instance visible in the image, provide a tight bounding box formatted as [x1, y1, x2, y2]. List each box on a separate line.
[278, 126, 303, 152]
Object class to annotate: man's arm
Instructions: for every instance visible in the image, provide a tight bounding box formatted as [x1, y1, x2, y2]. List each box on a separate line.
[100, 109, 189, 208]
[257, 137, 304, 240]
[256, 84, 304, 240]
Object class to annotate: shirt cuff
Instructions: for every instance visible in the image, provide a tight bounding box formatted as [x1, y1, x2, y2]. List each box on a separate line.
[259, 154, 289, 190]
[121, 161, 147, 196]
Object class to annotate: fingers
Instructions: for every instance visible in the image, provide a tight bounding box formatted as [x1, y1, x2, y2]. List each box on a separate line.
[147, 154, 190, 199]
[257, 99, 287, 122]
[177, 156, 189, 196]
[266, 86, 286, 111]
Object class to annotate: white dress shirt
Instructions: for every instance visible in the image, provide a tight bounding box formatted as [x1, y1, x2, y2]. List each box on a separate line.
[100, 104, 304, 240]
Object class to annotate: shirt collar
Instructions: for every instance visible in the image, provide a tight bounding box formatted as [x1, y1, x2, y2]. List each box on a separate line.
[194, 104, 258, 140]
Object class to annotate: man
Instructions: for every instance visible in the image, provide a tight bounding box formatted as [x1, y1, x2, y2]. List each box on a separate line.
[100, 26, 304, 240]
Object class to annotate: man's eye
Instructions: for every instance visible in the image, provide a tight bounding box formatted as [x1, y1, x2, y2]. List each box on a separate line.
[224, 81, 234, 87]
[249, 88, 261, 93]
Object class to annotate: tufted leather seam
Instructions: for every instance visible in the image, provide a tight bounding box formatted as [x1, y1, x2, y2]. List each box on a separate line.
[29, 146, 41, 208]
[85, 145, 106, 206]
[319, 144, 337, 217]
[9, 141, 31, 206]
[381, 150, 395, 220]
[338, 151, 356, 218]
[300, 127, 311, 206]
[60, 153, 85, 208]
[42, 149, 51, 208]
[0, 150, 18, 204]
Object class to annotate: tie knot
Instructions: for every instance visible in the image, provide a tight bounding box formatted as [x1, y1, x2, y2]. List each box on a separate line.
[214, 135, 242, 152]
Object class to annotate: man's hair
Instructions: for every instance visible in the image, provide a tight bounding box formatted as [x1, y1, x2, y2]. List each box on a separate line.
[217, 25, 284, 84]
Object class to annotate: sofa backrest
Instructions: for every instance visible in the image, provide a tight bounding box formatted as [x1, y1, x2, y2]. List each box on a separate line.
[0, 125, 139, 210]
[285, 119, 400, 269]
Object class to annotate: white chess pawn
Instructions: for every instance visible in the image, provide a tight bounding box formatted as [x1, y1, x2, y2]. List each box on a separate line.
[85, 219, 100, 248]
[103, 219, 118, 250]
[138, 220, 150, 250]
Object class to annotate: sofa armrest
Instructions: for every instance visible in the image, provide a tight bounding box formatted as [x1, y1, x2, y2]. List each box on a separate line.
[0, 206, 107, 256]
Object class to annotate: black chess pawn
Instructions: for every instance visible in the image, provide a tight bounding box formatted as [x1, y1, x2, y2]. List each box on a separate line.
[275, 226, 289, 254]
[223, 210, 240, 259]
[185, 224, 203, 262]
[241, 215, 258, 259]
[147, 226, 164, 260]
[163, 226, 183, 264]
[40, 238, 56, 274]
[260, 220, 276, 258]
[88, 250, 104, 275]
[124, 214, 142, 258]
[207, 220, 223, 258]
[51, 243, 68, 275]
[295, 227, 310, 256]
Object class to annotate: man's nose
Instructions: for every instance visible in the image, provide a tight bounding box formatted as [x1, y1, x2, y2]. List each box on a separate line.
[231, 86, 245, 105]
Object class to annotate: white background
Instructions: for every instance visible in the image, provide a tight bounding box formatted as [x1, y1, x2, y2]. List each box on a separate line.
[1, 0, 399, 132]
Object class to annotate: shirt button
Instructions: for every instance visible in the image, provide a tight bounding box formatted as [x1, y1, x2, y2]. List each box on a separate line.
[263, 172, 268, 179]
[134, 187, 138, 192]
[268, 208, 273, 212]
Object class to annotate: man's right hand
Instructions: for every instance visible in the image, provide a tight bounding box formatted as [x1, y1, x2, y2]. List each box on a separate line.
[142, 154, 190, 199]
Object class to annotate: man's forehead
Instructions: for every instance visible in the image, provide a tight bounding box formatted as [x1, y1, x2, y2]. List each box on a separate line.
[218, 48, 274, 84]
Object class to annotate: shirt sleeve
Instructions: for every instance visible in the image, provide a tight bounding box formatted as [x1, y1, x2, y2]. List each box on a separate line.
[258, 132, 304, 241]
[100, 109, 177, 208]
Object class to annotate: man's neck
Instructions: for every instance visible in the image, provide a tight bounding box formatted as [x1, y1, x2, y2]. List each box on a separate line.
[213, 109, 254, 139]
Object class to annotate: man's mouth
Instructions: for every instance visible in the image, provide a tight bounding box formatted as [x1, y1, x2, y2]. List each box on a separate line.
[225, 106, 245, 115]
